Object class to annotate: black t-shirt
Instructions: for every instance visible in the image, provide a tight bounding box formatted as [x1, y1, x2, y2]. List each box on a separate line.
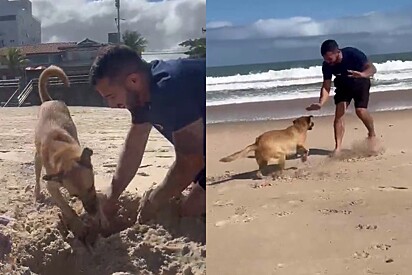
[322, 47, 368, 85]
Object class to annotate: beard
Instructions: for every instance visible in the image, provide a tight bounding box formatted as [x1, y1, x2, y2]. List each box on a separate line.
[125, 88, 141, 109]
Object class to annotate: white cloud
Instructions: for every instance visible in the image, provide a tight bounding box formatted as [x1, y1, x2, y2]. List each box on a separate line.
[208, 9, 412, 41]
[207, 9, 412, 66]
[252, 17, 324, 38]
[31, 0, 206, 53]
[206, 21, 232, 29]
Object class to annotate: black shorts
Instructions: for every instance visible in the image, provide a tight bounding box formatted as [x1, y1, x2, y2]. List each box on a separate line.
[194, 167, 205, 190]
[334, 78, 371, 109]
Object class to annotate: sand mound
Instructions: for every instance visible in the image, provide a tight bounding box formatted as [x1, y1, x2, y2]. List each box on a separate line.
[0, 191, 205, 275]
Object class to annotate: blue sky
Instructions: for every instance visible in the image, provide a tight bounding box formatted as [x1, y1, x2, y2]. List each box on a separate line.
[207, 0, 412, 66]
[207, 0, 412, 25]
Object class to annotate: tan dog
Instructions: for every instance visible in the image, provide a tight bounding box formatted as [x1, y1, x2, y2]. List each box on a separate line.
[220, 115, 314, 178]
[34, 65, 108, 239]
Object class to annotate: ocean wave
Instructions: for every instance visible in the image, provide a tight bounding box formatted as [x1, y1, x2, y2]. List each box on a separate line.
[206, 60, 412, 93]
[206, 82, 412, 106]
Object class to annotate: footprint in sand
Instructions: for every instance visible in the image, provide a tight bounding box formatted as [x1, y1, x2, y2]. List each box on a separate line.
[273, 211, 293, 217]
[353, 250, 370, 259]
[318, 209, 352, 215]
[214, 214, 254, 227]
[234, 206, 247, 215]
[213, 200, 234, 207]
[288, 199, 304, 205]
[370, 244, 391, 251]
[252, 181, 274, 189]
[356, 224, 378, 230]
[348, 199, 365, 206]
[347, 187, 361, 192]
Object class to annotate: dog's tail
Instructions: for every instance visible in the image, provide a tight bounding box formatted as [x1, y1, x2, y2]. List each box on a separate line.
[38, 65, 70, 103]
[219, 144, 257, 163]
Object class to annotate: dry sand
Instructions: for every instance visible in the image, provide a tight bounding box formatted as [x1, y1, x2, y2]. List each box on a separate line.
[0, 107, 205, 275]
[207, 109, 412, 275]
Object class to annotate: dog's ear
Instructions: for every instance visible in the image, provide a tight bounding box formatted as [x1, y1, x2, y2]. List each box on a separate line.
[43, 173, 63, 182]
[78, 147, 93, 168]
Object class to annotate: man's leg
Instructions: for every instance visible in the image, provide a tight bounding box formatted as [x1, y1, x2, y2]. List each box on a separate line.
[354, 79, 375, 138]
[355, 108, 376, 138]
[180, 168, 206, 217]
[354, 80, 377, 151]
[333, 101, 348, 154]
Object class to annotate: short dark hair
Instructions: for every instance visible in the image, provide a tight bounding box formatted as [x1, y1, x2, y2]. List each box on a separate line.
[89, 45, 149, 86]
[320, 39, 339, 56]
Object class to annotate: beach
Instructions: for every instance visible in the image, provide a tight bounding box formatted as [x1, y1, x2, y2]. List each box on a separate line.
[0, 107, 205, 275]
[206, 96, 412, 275]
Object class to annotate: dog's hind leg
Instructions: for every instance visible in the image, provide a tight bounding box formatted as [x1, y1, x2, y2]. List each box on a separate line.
[255, 155, 268, 179]
[46, 183, 86, 238]
[269, 154, 286, 179]
[34, 152, 43, 202]
[277, 154, 286, 171]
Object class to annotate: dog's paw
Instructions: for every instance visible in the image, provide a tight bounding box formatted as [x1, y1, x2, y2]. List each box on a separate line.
[34, 191, 46, 204]
[256, 171, 264, 179]
[301, 155, 308, 162]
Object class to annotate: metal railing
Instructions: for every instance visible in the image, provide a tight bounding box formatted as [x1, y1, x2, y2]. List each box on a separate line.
[1, 74, 91, 107]
[0, 79, 19, 88]
[17, 79, 33, 107]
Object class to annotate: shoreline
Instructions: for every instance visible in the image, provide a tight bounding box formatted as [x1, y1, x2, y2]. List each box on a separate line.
[206, 89, 412, 124]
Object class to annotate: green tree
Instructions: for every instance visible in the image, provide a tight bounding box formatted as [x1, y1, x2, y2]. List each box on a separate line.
[122, 30, 148, 56]
[2, 48, 28, 76]
[179, 37, 206, 59]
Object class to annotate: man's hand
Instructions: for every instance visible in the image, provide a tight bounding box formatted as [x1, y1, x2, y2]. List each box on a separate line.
[347, 70, 366, 78]
[306, 103, 322, 111]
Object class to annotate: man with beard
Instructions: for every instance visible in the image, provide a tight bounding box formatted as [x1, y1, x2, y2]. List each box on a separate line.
[89, 45, 205, 223]
[306, 39, 377, 156]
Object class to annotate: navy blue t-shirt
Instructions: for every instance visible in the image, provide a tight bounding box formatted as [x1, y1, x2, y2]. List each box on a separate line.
[322, 47, 368, 82]
[128, 58, 205, 155]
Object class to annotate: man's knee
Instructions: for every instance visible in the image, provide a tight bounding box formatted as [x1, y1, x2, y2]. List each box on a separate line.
[355, 108, 368, 118]
[334, 106, 346, 124]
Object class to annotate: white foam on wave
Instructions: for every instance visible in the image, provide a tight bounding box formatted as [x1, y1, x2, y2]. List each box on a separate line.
[206, 59, 412, 106]
[206, 83, 412, 106]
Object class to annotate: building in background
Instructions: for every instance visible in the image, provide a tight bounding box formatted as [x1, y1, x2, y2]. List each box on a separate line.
[0, 0, 41, 47]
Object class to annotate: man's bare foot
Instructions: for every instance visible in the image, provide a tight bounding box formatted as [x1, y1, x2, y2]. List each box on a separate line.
[330, 148, 342, 158]
[366, 135, 379, 155]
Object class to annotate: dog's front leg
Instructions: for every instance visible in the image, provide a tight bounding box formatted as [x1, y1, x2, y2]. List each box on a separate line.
[296, 145, 309, 162]
[46, 182, 86, 237]
[34, 152, 43, 202]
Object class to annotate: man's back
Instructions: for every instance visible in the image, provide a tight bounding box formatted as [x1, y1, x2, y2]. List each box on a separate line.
[150, 58, 206, 112]
[129, 58, 206, 145]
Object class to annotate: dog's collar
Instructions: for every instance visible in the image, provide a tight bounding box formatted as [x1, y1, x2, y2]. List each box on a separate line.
[42, 171, 64, 182]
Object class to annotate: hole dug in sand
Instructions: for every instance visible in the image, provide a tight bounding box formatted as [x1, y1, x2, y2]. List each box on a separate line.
[3, 192, 205, 275]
